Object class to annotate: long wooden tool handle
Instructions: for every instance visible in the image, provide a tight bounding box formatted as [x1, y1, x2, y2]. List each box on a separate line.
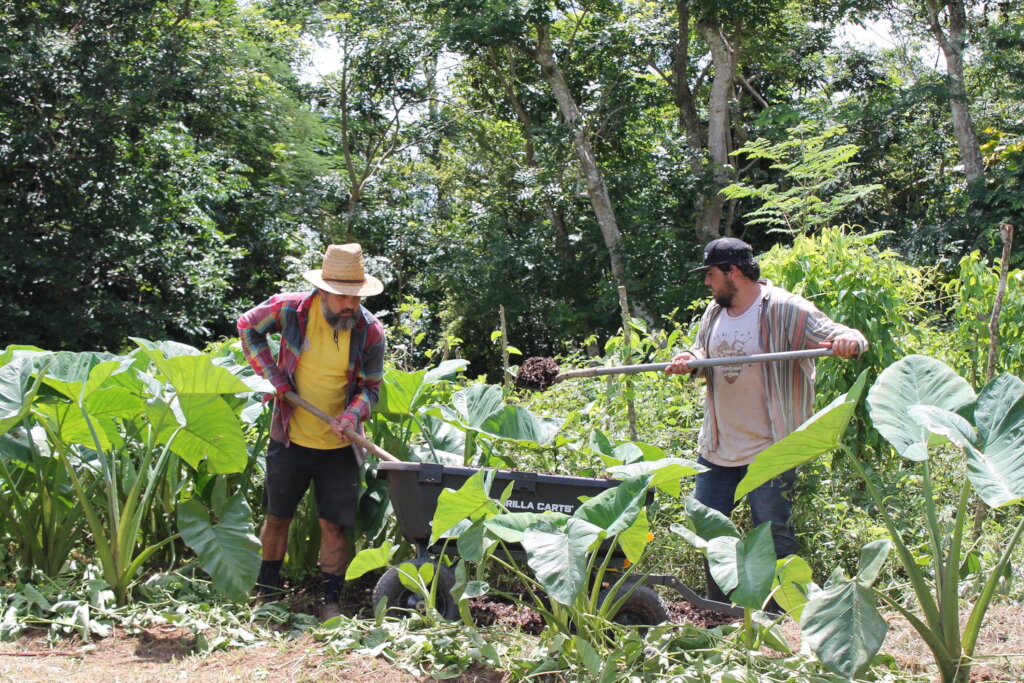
[283, 391, 399, 462]
[554, 348, 835, 381]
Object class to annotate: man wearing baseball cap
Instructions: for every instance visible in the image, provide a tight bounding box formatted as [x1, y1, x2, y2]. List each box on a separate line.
[238, 243, 386, 620]
[666, 237, 867, 604]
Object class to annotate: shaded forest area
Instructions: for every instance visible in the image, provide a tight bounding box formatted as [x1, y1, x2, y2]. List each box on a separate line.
[2, 0, 1021, 371]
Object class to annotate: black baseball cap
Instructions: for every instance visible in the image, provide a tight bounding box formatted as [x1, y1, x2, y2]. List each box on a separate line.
[688, 237, 755, 273]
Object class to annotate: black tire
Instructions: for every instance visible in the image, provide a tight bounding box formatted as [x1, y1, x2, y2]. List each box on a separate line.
[599, 584, 670, 626]
[372, 557, 459, 620]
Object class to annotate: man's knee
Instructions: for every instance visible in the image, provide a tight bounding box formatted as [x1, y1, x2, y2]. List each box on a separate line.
[318, 518, 347, 542]
[262, 514, 292, 535]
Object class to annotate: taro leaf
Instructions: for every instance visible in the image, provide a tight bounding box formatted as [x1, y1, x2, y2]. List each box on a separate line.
[735, 371, 867, 500]
[0, 345, 47, 367]
[415, 412, 465, 463]
[706, 523, 777, 609]
[171, 395, 249, 473]
[682, 496, 740, 543]
[483, 512, 549, 543]
[457, 520, 496, 563]
[968, 374, 1024, 508]
[573, 475, 651, 538]
[573, 635, 603, 678]
[178, 493, 261, 602]
[607, 458, 705, 497]
[524, 516, 600, 605]
[346, 542, 396, 580]
[377, 368, 428, 419]
[909, 403, 1024, 506]
[431, 469, 500, 544]
[0, 358, 48, 436]
[801, 577, 888, 679]
[617, 507, 650, 564]
[479, 405, 563, 446]
[39, 351, 117, 400]
[35, 403, 112, 452]
[132, 339, 250, 396]
[772, 555, 813, 620]
[451, 384, 505, 429]
[752, 612, 792, 654]
[857, 539, 891, 586]
[589, 430, 615, 458]
[86, 386, 143, 420]
[867, 355, 975, 462]
[463, 580, 489, 599]
[424, 359, 469, 384]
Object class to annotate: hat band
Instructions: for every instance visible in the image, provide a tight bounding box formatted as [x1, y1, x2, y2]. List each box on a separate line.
[324, 277, 366, 285]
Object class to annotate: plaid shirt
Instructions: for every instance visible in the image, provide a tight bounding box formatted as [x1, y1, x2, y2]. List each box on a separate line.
[689, 280, 867, 456]
[237, 290, 386, 445]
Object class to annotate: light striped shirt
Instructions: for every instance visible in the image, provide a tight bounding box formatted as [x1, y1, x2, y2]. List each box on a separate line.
[689, 280, 867, 457]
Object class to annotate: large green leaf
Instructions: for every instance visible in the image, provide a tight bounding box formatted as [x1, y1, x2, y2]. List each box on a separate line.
[523, 516, 600, 605]
[736, 371, 867, 500]
[0, 358, 48, 436]
[856, 539, 891, 586]
[39, 351, 118, 400]
[867, 355, 975, 461]
[772, 555, 813, 620]
[706, 523, 777, 609]
[133, 340, 250, 395]
[451, 384, 504, 429]
[431, 469, 500, 544]
[617, 507, 650, 564]
[35, 403, 112, 452]
[377, 368, 428, 419]
[424, 359, 469, 384]
[801, 577, 888, 679]
[170, 395, 249, 473]
[967, 374, 1024, 508]
[345, 541, 396, 581]
[672, 496, 739, 550]
[178, 494, 261, 602]
[483, 512, 549, 543]
[607, 458, 705, 497]
[479, 405, 563, 446]
[573, 475, 651, 537]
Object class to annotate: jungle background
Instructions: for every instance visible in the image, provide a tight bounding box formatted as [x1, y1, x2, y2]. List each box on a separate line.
[2, 0, 1024, 681]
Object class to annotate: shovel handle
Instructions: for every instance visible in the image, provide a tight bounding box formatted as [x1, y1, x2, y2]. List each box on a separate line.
[554, 347, 835, 382]
[283, 391, 399, 462]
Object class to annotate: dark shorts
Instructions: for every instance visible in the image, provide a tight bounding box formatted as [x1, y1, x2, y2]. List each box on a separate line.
[262, 439, 359, 527]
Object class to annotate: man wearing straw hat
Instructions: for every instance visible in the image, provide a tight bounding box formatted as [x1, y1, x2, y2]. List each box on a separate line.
[238, 243, 386, 621]
[666, 237, 866, 605]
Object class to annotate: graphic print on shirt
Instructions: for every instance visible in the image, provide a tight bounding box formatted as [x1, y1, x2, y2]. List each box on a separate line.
[711, 331, 753, 383]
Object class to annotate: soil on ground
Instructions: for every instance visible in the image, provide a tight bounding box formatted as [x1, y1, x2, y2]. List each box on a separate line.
[513, 357, 560, 391]
[2, 580, 1022, 682]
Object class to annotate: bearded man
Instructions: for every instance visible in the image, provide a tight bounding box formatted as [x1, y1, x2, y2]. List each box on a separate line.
[238, 243, 386, 620]
[666, 237, 866, 602]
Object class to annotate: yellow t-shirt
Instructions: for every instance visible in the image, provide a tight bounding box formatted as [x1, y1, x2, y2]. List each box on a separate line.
[288, 294, 351, 449]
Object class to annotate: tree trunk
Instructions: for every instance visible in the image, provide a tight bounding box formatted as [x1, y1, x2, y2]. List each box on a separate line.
[695, 18, 740, 242]
[526, 24, 628, 286]
[925, 0, 984, 182]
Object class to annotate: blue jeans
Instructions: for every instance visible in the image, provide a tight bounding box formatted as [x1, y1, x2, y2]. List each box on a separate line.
[694, 454, 798, 558]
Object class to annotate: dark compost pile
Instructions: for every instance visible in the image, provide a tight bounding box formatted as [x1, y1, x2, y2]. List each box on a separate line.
[514, 356, 560, 391]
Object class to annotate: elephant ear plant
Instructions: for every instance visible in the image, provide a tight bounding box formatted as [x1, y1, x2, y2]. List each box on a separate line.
[0, 341, 262, 604]
[738, 355, 1024, 682]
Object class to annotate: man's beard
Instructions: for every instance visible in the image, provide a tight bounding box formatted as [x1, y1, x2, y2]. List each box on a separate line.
[322, 299, 357, 331]
[712, 280, 737, 308]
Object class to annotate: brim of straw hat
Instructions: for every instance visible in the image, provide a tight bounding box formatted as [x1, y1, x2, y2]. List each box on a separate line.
[302, 270, 384, 297]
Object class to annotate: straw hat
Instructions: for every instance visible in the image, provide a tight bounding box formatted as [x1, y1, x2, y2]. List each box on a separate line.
[302, 243, 384, 296]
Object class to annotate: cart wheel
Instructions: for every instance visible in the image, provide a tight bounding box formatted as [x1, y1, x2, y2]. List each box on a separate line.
[599, 584, 670, 626]
[372, 558, 459, 621]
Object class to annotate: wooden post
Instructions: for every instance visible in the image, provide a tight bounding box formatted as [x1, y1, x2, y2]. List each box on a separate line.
[617, 286, 638, 440]
[975, 222, 1014, 540]
[499, 304, 510, 389]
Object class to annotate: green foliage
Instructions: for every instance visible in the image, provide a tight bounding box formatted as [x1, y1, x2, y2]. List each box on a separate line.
[0, 342, 261, 604]
[722, 123, 885, 233]
[942, 250, 1024, 387]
